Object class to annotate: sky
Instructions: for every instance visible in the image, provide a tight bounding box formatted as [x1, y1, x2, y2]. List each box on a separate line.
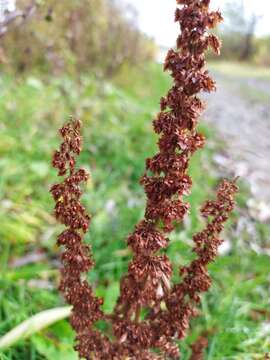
[126, 0, 270, 47]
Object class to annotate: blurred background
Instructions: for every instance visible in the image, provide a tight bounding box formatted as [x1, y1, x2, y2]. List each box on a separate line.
[0, 0, 269, 359]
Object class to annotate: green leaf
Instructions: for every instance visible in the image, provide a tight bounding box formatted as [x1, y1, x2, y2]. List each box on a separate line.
[0, 307, 71, 349]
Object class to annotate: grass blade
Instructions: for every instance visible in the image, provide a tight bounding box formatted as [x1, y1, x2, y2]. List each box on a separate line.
[0, 306, 72, 349]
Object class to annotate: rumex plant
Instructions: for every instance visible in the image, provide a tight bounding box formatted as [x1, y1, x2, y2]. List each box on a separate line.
[51, 0, 238, 359]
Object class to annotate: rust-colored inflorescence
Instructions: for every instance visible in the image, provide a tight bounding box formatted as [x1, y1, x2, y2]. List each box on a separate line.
[190, 335, 209, 360]
[50, 119, 106, 357]
[51, 1, 238, 359]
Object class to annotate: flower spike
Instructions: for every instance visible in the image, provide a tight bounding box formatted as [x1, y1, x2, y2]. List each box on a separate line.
[51, 1, 237, 359]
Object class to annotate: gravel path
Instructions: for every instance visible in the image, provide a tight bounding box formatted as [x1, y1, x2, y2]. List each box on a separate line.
[204, 71, 270, 222]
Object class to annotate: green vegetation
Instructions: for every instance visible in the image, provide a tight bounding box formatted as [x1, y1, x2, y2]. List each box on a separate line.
[209, 61, 270, 105]
[0, 0, 155, 77]
[0, 63, 269, 359]
[209, 61, 270, 79]
[212, 0, 270, 67]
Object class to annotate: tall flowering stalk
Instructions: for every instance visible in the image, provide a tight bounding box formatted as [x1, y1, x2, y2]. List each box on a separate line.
[51, 1, 238, 359]
[50, 120, 107, 358]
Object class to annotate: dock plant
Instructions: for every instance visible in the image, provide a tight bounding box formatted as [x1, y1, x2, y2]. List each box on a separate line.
[51, 1, 238, 358]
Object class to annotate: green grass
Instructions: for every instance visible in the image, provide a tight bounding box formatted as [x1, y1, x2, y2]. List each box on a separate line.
[209, 61, 270, 105]
[209, 61, 270, 79]
[0, 63, 269, 359]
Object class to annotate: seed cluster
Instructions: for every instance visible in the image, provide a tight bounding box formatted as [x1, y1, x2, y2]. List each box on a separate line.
[190, 335, 209, 360]
[50, 120, 106, 358]
[51, 1, 238, 359]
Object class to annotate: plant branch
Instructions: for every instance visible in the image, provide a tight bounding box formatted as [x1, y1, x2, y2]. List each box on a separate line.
[0, 1, 37, 38]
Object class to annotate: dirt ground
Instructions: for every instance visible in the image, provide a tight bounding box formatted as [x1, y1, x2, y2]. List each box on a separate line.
[204, 66, 270, 222]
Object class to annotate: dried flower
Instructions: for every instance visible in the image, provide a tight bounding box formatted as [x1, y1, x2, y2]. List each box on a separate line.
[50, 119, 105, 358]
[51, 1, 237, 359]
[190, 335, 208, 360]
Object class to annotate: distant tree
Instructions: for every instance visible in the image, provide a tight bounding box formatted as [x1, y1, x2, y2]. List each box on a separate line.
[0, 0, 156, 76]
[240, 13, 260, 61]
[254, 35, 270, 66]
[0, 0, 37, 38]
[220, 0, 260, 61]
